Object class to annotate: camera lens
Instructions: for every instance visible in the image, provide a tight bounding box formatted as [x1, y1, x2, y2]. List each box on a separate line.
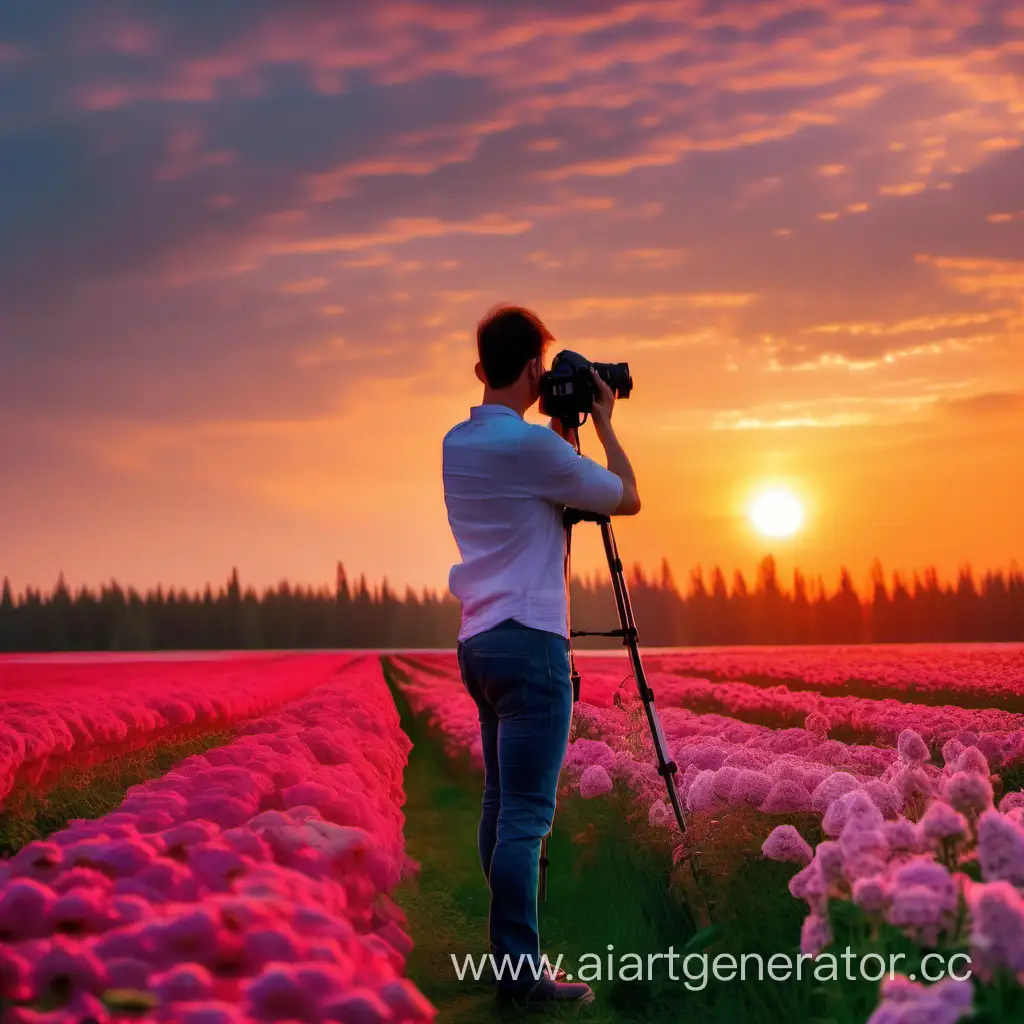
[593, 361, 632, 399]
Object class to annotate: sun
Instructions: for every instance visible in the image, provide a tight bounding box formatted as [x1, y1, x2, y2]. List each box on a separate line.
[750, 488, 804, 539]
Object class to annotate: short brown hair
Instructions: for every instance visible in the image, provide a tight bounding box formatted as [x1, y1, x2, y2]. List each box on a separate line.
[476, 305, 553, 388]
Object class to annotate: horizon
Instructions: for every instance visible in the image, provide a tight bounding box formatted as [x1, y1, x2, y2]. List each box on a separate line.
[4, 554, 1023, 604]
[2, 2, 1022, 596]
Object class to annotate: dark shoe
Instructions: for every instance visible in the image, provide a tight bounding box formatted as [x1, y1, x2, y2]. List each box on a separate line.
[496, 976, 595, 1008]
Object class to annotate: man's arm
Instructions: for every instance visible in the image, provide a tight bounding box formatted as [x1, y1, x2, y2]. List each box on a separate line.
[593, 418, 640, 515]
[588, 369, 640, 515]
[521, 371, 640, 517]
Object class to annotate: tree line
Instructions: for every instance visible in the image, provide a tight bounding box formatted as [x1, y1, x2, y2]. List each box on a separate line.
[0, 557, 1021, 652]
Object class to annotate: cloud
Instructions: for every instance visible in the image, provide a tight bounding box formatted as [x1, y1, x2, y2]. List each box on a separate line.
[916, 254, 1024, 297]
[278, 276, 330, 294]
[936, 391, 1024, 418]
[154, 126, 234, 182]
[880, 182, 927, 196]
[547, 293, 759, 319]
[269, 213, 534, 255]
[2, 0, 1023, 583]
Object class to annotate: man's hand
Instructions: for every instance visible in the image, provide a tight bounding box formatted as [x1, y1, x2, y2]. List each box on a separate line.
[548, 416, 568, 440]
[590, 368, 616, 430]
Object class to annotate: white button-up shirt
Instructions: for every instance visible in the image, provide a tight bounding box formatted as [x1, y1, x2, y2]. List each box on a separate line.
[442, 404, 624, 641]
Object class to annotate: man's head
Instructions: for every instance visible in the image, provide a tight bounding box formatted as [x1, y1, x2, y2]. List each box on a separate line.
[475, 305, 554, 410]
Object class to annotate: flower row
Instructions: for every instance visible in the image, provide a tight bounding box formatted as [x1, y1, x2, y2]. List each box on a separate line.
[0, 655, 435, 1023]
[0, 654, 357, 805]
[396, 653, 1024, 770]
[641, 644, 1024, 707]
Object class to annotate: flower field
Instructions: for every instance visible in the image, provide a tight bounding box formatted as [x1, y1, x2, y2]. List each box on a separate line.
[2, 644, 1023, 1023]
[389, 646, 1024, 1022]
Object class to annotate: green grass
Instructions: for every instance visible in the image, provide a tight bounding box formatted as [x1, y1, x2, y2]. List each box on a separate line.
[0, 731, 235, 855]
[383, 657, 835, 1023]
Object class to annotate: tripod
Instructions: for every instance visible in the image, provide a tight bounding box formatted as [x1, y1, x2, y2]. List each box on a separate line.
[538, 425, 686, 902]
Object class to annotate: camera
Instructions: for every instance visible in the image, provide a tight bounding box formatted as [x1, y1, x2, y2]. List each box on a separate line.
[538, 350, 632, 426]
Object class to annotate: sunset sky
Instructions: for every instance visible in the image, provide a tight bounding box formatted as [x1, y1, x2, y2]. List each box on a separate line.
[2, 1, 1022, 599]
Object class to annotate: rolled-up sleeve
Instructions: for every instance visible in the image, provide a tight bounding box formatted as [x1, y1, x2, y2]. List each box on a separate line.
[517, 425, 623, 514]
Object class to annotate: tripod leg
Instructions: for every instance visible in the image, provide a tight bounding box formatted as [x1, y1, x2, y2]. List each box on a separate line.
[598, 520, 687, 834]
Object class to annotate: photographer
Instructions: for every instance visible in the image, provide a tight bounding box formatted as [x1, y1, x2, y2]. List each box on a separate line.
[441, 305, 640, 1008]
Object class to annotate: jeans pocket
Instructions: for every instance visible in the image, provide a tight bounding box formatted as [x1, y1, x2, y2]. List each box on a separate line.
[473, 650, 531, 719]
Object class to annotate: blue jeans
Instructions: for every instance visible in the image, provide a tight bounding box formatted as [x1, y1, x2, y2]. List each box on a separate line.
[457, 618, 573, 989]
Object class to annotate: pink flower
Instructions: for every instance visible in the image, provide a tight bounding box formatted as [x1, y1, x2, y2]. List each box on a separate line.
[823, 789, 883, 838]
[951, 747, 990, 777]
[839, 823, 889, 880]
[815, 841, 847, 890]
[689, 745, 730, 771]
[941, 738, 965, 765]
[976, 809, 1024, 886]
[882, 818, 921, 853]
[920, 802, 968, 843]
[321, 988, 395, 1023]
[897, 729, 930, 763]
[579, 765, 614, 799]
[727, 769, 772, 809]
[647, 801, 670, 827]
[7, 842, 64, 883]
[866, 975, 972, 1024]
[762, 825, 813, 866]
[50, 889, 113, 934]
[789, 860, 827, 911]
[966, 880, 1024, 978]
[889, 765, 934, 803]
[800, 912, 832, 956]
[564, 739, 616, 774]
[712, 766, 740, 800]
[686, 770, 725, 813]
[178, 1000, 251, 1024]
[104, 957, 150, 989]
[998, 792, 1024, 814]
[0, 879, 55, 940]
[811, 772, 861, 814]
[0, 947, 31, 1003]
[32, 938, 108, 1001]
[852, 875, 890, 914]
[723, 748, 773, 771]
[885, 858, 958, 945]
[863, 780, 903, 818]
[151, 963, 215, 1004]
[761, 780, 812, 814]
[805, 711, 830, 739]
[942, 771, 993, 817]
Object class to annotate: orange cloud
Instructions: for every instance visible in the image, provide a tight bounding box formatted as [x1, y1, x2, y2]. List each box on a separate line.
[278, 277, 330, 294]
[917, 255, 1024, 297]
[880, 182, 927, 197]
[271, 213, 533, 255]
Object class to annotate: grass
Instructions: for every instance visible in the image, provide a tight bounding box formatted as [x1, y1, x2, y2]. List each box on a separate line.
[0, 730, 235, 855]
[383, 657, 838, 1023]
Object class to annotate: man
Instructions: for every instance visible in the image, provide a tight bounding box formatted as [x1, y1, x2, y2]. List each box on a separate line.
[441, 305, 641, 1007]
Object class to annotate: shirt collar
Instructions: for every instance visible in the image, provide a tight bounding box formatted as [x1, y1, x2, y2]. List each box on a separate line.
[469, 404, 523, 420]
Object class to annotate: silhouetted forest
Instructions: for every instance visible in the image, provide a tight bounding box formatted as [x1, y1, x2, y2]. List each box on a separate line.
[1, 557, 1021, 652]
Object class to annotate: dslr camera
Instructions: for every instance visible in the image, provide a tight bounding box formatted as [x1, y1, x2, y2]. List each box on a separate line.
[538, 350, 632, 427]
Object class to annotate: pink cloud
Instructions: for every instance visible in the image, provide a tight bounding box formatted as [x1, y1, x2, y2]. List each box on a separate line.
[270, 213, 533, 255]
[154, 126, 234, 182]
